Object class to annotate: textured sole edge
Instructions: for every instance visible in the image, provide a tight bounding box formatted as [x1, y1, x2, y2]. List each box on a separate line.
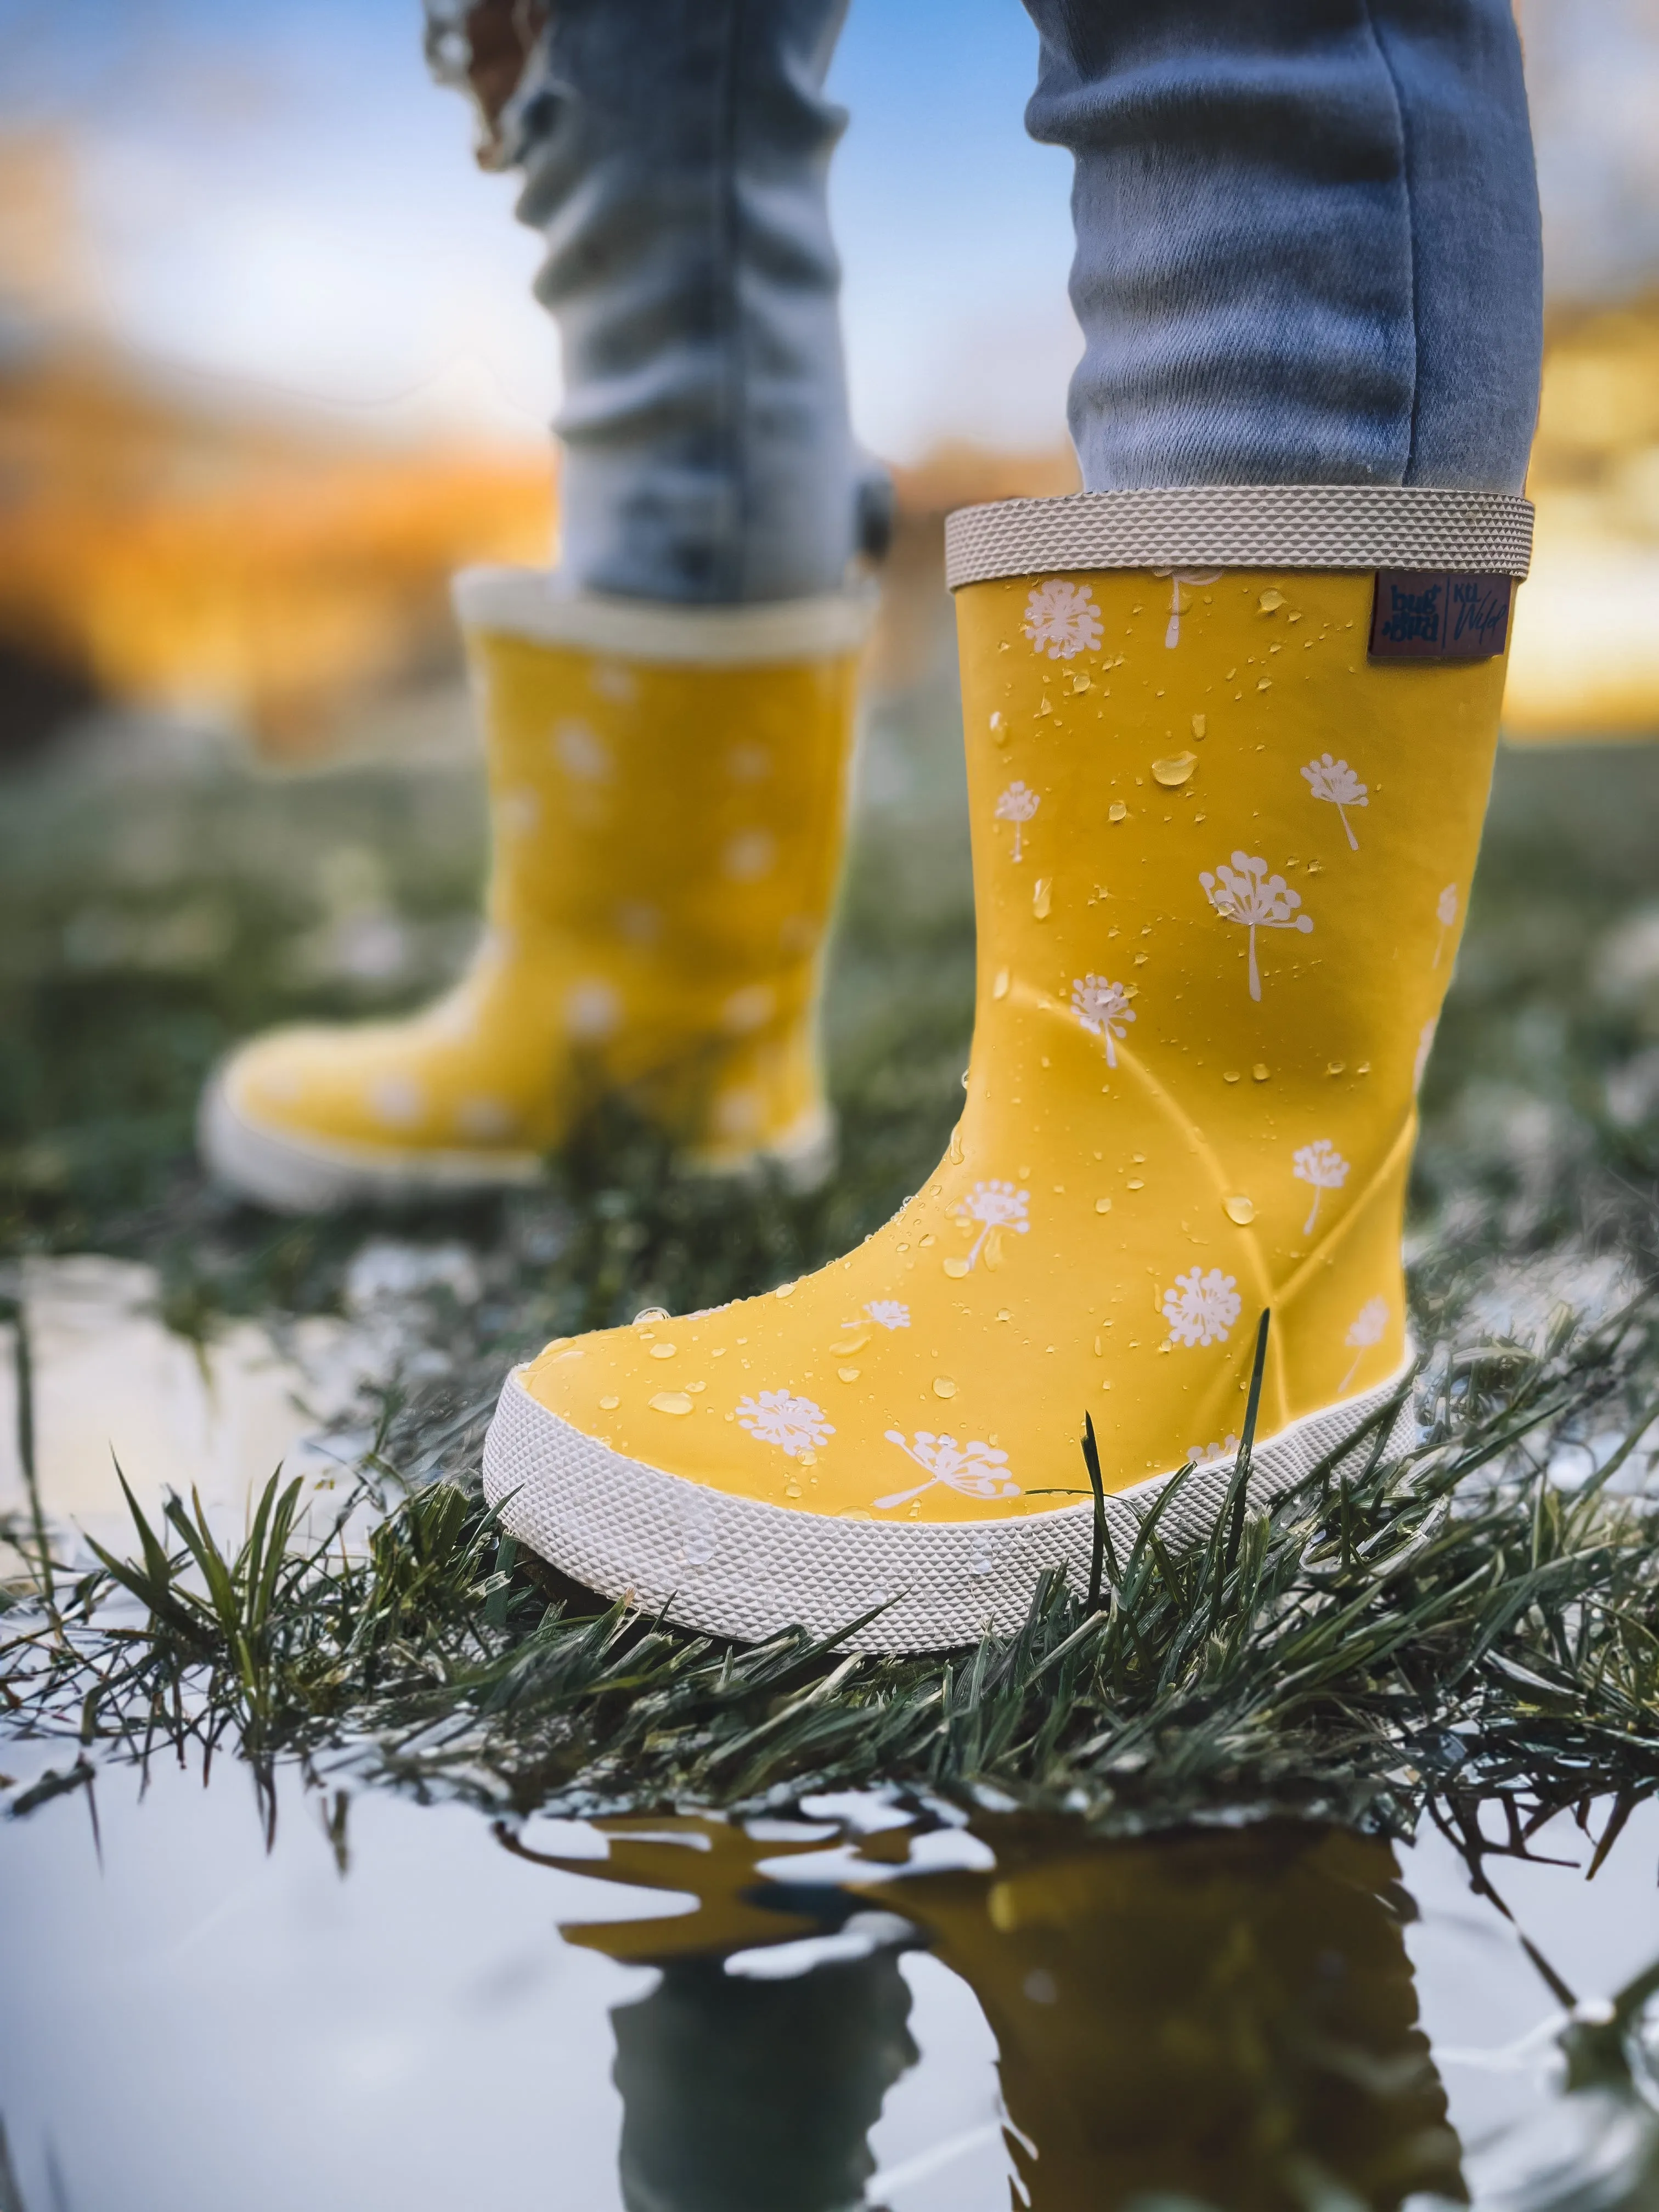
[198, 1078, 545, 1212]
[482, 1356, 1417, 1654]
[199, 1076, 837, 1214]
[943, 486, 1534, 589]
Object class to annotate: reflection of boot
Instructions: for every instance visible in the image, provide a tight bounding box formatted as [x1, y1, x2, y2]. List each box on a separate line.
[487, 487, 1530, 1650]
[201, 577, 870, 1211]
[515, 1812, 1463, 2212]
[870, 1818, 1464, 2212]
[513, 1818, 915, 2212]
[612, 1952, 915, 2212]
[510, 1814, 844, 1964]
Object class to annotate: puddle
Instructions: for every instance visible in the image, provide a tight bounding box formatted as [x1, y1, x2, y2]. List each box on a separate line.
[0, 1250, 488, 1562]
[3, 1245, 1658, 2208]
[2, 1744, 1656, 2212]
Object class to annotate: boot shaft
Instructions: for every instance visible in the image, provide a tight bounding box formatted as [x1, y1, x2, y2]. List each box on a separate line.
[956, 561, 1507, 1213]
[454, 570, 871, 1150]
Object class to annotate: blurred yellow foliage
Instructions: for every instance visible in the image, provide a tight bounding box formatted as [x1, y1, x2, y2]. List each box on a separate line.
[3, 166, 1655, 755]
[0, 333, 553, 757]
[1505, 296, 1659, 741]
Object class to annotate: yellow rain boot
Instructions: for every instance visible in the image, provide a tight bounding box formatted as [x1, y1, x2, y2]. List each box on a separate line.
[866, 1820, 1462, 2210]
[201, 572, 872, 1210]
[484, 487, 1532, 1650]
[516, 1815, 1460, 2209]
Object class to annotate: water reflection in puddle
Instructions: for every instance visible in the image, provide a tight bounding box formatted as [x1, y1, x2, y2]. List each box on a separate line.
[0, 1257, 369, 1550]
[2, 1750, 1657, 2211]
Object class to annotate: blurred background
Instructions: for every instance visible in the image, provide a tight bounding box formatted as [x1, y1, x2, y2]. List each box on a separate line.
[3, 0, 1658, 755]
[4, 0, 1659, 1531]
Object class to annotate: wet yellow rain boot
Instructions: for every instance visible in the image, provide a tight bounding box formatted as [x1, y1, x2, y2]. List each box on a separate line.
[201, 570, 872, 1210]
[484, 487, 1532, 1650]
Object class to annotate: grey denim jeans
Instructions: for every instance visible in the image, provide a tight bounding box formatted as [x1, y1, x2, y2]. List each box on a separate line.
[431, 0, 1542, 605]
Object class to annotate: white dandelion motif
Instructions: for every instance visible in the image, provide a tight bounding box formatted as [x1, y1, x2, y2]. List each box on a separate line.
[367, 1073, 424, 1128]
[951, 1180, 1031, 1271]
[1189, 1434, 1242, 1469]
[874, 1432, 1021, 1511]
[735, 1390, 834, 1461]
[995, 781, 1041, 862]
[864, 1300, 911, 1330]
[1340, 1297, 1390, 1391]
[1023, 579, 1103, 661]
[1434, 884, 1459, 966]
[1071, 974, 1137, 1068]
[500, 787, 541, 837]
[565, 978, 622, 1042]
[555, 720, 612, 782]
[1161, 1267, 1243, 1348]
[1413, 1017, 1438, 1091]
[1292, 1138, 1351, 1234]
[1200, 851, 1314, 1002]
[1301, 754, 1369, 851]
[1153, 568, 1222, 649]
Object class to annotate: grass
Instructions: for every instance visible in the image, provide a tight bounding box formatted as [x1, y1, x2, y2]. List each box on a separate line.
[3, 689, 1659, 1842]
[5, 1279, 1659, 1846]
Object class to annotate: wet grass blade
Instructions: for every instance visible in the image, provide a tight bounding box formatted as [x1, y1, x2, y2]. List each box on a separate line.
[7, 1291, 1659, 1839]
[0, 1294, 53, 1613]
[1207, 1308, 1271, 1639]
[1081, 1412, 1112, 1611]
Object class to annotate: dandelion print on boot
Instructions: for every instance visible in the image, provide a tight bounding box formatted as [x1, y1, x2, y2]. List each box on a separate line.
[484, 487, 1533, 1652]
[201, 575, 871, 1210]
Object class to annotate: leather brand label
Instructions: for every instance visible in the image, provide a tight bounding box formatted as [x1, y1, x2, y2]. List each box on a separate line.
[1369, 570, 1513, 661]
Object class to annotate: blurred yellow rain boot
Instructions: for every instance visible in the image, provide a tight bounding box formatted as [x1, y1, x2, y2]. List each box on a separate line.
[201, 571, 872, 1210]
[484, 487, 1532, 1650]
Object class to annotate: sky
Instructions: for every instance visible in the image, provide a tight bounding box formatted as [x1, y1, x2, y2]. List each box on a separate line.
[1, 0, 1657, 460]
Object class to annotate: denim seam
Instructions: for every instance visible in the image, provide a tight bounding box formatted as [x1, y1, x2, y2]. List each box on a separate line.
[1357, 0, 1421, 486]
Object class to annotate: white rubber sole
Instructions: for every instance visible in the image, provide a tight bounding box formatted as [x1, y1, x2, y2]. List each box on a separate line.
[481, 1356, 1416, 1655]
[199, 1075, 836, 1215]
